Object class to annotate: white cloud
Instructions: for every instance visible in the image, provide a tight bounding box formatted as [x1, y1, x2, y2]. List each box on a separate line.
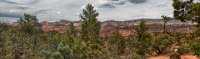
[0, 0, 173, 21]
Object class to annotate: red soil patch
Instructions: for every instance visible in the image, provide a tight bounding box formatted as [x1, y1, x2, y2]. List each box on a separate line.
[147, 55, 198, 59]
[147, 56, 170, 59]
[181, 55, 198, 59]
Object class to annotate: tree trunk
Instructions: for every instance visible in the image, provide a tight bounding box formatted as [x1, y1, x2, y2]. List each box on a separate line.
[164, 21, 167, 33]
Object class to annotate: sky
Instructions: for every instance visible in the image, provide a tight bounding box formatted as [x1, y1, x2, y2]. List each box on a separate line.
[0, 0, 173, 22]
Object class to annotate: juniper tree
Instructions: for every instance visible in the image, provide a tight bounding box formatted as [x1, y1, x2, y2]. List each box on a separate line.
[191, 3, 200, 35]
[135, 19, 149, 40]
[109, 32, 125, 56]
[161, 15, 171, 33]
[173, 0, 200, 35]
[151, 34, 172, 55]
[172, 0, 200, 25]
[172, 0, 193, 22]
[191, 3, 200, 25]
[135, 20, 151, 58]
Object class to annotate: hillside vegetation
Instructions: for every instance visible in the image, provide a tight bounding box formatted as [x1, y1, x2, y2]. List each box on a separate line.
[0, 0, 200, 59]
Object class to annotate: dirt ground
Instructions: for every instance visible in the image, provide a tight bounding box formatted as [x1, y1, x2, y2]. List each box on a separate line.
[147, 55, 198, 59]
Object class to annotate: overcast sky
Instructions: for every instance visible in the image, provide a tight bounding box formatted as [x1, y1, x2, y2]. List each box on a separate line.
[0, 0, 173, 22]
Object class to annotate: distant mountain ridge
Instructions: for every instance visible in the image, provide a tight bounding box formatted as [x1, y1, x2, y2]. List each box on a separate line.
[126, 18, 176, 22]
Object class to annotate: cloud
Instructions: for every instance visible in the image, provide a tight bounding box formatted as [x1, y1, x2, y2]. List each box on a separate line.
[96, 0, 148, 8]
[0, 12, 21, 18]
[0, 0, 40, 5]
[99, 3, 116, 8]
[128, 0, 147, 4]
[0, 0, 173, 21]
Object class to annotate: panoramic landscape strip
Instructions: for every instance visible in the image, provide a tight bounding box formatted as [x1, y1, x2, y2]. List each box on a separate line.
[0, 0, 200, 59]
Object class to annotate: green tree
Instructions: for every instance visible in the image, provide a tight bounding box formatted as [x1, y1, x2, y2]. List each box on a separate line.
[17, 13, 42, 53]
[161, 15, 171, 33]
[80, 4, 101, 42]
[173, 0, 200, 35]
[40, 50, 51, 59]
[67, 22, 76, 38]
[79, 4, 102, 58]
[134, 20, 151, 59]
[0, 21, 10, 32]
[135, 19, 149, 40]
[0, 21, 11, 59]
[151, 34, 172, 55]
[177, 44, 190, 55]
[52, 51, 62, 59]
[190, 40, 200, 56]
[109, 32, 125, 56]
[65, 22, 76, 47]
[57, 43, 71, 59]
[17, 13, 41, 34]
[190, 3, 200, 35]
[188, 3, 200, 25]
[172, 0, 193, 22]
[65, 23, 86, 58]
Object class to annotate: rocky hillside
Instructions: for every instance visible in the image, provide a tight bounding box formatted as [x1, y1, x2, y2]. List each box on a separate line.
[40, 20, 195, 37]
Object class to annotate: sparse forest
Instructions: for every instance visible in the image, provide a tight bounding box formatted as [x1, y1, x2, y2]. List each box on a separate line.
[0, 0, 200, 59]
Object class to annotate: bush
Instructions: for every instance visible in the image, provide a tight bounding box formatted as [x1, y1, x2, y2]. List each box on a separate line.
[191, 41, 200, 56]
[151, 34, 172, 55]
[177, 44, 191, 55]
[39, 50, 51, 59]
[52, 51, 62, 59]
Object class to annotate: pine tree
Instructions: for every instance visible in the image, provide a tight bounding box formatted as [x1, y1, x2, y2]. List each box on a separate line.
[67, 22, 76, 38]
[17, 13, 41, 34]
[79, 4, 102, 58]
[66, 22, 76, 47]
[80, 4, 101, 42]
[17, 13, 41, 53]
